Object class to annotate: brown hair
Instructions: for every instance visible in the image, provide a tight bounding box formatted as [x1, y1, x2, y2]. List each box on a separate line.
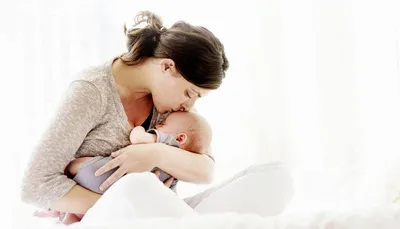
[120, 11, 229, 90]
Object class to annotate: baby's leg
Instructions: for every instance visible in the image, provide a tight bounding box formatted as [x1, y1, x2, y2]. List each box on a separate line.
[73, 156, 177, 193]
[72, 156, 117, 194]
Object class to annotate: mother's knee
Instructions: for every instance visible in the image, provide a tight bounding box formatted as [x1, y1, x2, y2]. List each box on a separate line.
[248, 163, 293, 190]
[243, 163, 294, 213]
[246, 162, 292, 181]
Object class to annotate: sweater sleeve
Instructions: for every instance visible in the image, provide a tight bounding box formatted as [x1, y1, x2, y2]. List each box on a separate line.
[20, 80, 103, 209]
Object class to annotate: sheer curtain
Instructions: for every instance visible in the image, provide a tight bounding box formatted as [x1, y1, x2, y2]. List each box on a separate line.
[248, 0, 400, 212]
[2, 0, 400, 226]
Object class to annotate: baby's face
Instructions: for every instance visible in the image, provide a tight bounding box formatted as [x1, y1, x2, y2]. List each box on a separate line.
[155, 111, 212, 154]
[155, 112, 191, 135]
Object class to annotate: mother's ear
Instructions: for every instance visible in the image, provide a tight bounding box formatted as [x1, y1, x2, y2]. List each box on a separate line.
[160, 59, 179, 76]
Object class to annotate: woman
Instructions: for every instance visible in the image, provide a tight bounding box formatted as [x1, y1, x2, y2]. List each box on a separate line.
[21, 11, 293, 220]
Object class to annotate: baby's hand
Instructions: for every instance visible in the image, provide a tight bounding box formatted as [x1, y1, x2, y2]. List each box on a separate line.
[130, 126, 157, 144]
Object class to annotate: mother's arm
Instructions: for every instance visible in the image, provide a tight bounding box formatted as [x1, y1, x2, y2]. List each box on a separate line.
[96, 133, 215, 190]
[130, 125, 215, 183]
[21, 81, 104, 214]
[95, 108, 215, 190]
[155, 107, 215, 183]
[152, 143, 214, 183]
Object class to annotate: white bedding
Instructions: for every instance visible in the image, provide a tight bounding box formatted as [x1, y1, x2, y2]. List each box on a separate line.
[16, 204, 400, 229]
[14, 161, 400, 228]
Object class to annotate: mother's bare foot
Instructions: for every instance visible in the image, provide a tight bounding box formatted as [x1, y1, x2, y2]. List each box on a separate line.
[62, 213, 82, 225]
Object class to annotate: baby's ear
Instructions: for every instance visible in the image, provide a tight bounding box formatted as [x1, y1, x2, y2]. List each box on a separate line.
[176, 133, 188, 145]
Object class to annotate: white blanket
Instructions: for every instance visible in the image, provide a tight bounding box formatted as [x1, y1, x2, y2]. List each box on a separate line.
[15, 164, 400, 229]
[16, 204, 400, 229]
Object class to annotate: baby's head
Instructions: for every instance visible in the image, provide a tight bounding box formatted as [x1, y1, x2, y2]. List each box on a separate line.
[155, 112, 212, 154]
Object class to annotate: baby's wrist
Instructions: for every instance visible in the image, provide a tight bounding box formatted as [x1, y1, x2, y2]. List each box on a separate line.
[131, 132, 157, 144]
[146, 133, 157, 143]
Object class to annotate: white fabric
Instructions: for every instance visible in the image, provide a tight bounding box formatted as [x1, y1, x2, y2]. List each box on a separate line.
[77, 205, 400, 229]
[82, 163, 294, 224]
[16, 205, 400, 229]
[13, 168, 400, 229]
[82, 173, 196, 222]
[193, 163, 294, 215]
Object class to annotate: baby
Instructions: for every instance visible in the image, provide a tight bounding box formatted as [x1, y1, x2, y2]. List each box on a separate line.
[71, 111, 212, 193]
[35, 111, 212, 224]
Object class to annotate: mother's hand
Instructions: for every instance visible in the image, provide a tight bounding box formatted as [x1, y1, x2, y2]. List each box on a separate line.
[95, 144, 160, 191]
[153, 170, 176, 188]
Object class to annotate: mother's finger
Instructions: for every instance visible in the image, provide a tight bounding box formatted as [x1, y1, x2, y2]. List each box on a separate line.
[153, 170, 161, 178]
[164, 177, 174, 188]
[95, 157, 122, 177]
[111, 147, 126, 158]
[99, 167, 127, 191]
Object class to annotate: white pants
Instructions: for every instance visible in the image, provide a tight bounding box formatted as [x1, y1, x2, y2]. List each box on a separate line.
[81, 162, 293, 224]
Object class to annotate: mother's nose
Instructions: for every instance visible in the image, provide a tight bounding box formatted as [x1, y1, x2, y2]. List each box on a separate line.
[179, 104, 188, 112]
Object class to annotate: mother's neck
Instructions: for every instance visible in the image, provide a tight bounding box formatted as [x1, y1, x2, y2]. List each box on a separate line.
[111, 58, 152, 100]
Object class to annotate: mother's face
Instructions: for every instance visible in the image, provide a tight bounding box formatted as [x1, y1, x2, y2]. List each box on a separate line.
[151, 59, 211, 114]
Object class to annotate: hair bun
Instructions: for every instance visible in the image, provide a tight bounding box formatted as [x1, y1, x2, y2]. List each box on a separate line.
[121, 11, 228, 89]
[124, 11, 164, 35]
[122, 11, 166, 60]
